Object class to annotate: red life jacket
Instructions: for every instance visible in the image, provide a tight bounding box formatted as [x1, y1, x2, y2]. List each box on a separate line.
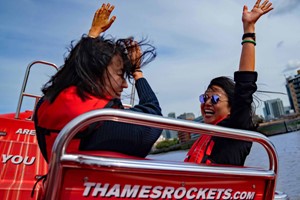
[184, 135, 215, 164]
[185, 117, 228, 164]
[34, 86, 122, 162]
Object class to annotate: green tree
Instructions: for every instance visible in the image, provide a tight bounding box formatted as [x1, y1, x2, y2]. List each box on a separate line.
[155, 138, 179, 149]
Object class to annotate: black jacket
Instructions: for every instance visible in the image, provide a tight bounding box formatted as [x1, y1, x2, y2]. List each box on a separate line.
[78, 78, 163, 158]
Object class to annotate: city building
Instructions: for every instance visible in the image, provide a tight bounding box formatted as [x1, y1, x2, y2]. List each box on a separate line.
[168, 112, 176, 118]
[284, 106, 293, 115]
[285, 70, 300, 113]
[190, 116, 203, 140]
[263, 98, 285, 120]
[177, 113, 195, 143]
[161, 112, 178, 139]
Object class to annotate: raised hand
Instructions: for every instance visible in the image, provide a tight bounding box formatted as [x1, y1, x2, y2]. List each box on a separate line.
[124, 39, 143, 80]
[242, 0, 273, 32]
[126, 39, 142, 70]
[88, 3, 116, 38]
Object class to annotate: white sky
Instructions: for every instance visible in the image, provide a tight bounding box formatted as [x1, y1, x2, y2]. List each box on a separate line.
[0, 0, 300, 117]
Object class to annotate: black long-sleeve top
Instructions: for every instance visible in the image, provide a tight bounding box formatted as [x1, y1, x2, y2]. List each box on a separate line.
[79, 78, 163, 157]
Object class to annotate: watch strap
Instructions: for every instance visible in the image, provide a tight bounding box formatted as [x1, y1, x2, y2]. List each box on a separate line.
[242, 33, 256, 41]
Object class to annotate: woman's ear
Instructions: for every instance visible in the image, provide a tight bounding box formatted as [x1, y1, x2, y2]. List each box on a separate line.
[227, 107, 231, 117]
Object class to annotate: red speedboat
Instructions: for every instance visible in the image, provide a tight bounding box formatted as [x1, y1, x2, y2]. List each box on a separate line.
[0, 61, 289, 200]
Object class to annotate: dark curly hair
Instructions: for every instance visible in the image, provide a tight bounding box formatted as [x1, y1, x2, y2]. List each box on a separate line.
[42, 35, 156, 103]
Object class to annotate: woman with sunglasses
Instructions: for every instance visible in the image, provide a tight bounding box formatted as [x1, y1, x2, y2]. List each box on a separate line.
[34, 3, 162, 162]
[185, 0, 273, 166]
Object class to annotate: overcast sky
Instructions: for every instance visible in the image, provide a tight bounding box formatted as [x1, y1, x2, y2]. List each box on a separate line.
[1, 0, 300, 117]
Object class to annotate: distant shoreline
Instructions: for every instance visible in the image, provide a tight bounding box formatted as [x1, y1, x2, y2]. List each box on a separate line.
[151, 118, 300, 155]
[258, 118, 300, 136]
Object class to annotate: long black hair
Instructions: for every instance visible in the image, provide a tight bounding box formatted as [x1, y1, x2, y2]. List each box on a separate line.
[42, 35, 156, 103]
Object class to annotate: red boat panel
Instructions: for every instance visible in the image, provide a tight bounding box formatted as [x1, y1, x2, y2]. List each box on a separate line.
[50, 166, 269, 200]
[0, 111, 48, 200]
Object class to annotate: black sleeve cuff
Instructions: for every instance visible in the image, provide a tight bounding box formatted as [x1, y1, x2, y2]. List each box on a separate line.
[234, 71, 258, 82]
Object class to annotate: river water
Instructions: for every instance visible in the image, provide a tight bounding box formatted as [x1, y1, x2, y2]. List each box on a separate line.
[147, 131, 300, 200]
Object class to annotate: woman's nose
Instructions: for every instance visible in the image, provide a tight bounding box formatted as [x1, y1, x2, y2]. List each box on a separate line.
[204, 97, 213, 105]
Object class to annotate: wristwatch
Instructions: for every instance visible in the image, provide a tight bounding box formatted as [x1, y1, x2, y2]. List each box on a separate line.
[242, 33, 256, 41]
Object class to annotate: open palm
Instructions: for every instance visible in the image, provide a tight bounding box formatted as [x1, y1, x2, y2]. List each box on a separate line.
[242, 0, 273, 24]
[89, 3, 116, 38]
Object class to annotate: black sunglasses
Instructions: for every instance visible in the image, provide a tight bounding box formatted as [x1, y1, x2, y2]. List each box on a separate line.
[199, 94, 223, 105]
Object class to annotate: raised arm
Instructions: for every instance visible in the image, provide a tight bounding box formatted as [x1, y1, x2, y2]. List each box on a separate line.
[88, 3, 116, 38]
[239, 0, 273, 71]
